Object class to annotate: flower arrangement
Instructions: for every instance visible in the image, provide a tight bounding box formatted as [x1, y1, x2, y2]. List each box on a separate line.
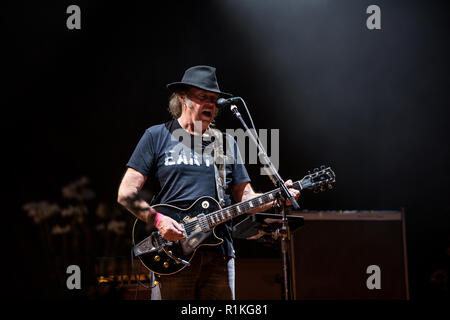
[22, 176, 138, 298]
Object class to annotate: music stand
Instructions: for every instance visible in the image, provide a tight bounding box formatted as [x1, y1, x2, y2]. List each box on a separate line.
[233, 213, 304, 240]
[233, 212, 304, 299]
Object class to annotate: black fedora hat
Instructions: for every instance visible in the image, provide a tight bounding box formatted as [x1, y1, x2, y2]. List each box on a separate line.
[167, 65, 232, 98]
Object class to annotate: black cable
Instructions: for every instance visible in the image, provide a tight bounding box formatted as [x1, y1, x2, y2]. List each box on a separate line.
[130, 247, 157, 300]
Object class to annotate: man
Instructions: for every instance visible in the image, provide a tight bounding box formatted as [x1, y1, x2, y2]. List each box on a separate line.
[117, 65, 299, 300]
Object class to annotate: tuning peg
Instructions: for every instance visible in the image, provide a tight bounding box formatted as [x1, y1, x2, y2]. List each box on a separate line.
[314, 168, 319, 172]
[320, 165, 326, 170]
[308, 170, 312, 175]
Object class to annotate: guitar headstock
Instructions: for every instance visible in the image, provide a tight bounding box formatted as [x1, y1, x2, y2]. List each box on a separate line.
[299, 165, 336, 193]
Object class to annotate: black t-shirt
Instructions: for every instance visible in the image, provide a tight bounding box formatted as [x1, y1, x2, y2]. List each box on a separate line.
[126, 119, 251, 257]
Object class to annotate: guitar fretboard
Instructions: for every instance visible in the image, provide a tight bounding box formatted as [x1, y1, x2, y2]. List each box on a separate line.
[205, 181, 302, 227]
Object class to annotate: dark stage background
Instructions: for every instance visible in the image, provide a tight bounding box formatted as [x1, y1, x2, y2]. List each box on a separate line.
[3, 0, 449, 300]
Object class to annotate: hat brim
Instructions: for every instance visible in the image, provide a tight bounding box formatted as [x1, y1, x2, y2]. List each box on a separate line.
[167, 82, 233, 99]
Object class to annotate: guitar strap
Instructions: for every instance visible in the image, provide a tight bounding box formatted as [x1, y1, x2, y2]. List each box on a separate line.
[206, 128, 227, 207]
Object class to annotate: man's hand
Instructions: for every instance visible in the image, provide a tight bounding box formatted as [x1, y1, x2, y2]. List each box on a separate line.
[117, 168, 185, 241]
[154, 213, 185, 242]
[285, 179, 300, 206]
[232, 180, 300, 214]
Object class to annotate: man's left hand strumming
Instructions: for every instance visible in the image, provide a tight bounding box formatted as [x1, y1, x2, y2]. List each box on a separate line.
[232, 179, 300, 214]
[284, 179, 300, 206]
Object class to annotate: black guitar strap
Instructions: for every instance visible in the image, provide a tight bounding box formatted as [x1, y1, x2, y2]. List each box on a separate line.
[206, 128, 227, 207]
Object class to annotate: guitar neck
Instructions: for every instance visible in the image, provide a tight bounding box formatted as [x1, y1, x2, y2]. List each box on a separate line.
[205, 180, 302, 228]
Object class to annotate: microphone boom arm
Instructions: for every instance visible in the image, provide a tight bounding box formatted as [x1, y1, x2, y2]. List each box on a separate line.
[230, 104, 300, 210]
[230, 101, 300, 300]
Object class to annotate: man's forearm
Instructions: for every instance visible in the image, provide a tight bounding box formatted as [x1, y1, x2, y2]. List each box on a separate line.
[117, 192, 160, 226]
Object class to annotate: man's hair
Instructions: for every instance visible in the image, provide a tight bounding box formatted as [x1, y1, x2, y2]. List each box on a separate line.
[168, 88, 220, 120]
[168, 91, 184, 119]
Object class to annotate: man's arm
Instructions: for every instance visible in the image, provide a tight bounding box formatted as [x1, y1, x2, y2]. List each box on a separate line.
[117, 167, 150, 222]
[231, 180, 300, 214]
[117, 167, 185, 241]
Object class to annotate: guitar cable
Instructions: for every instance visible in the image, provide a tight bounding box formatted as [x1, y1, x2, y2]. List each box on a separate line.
[130, 194, 160, 299]
[130, 247, 158, 300]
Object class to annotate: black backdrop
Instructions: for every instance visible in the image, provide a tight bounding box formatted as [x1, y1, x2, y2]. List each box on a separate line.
[3, 0, 449, 300]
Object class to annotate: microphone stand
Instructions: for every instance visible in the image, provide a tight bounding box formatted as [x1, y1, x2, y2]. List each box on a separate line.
[230, 103, 300, 300]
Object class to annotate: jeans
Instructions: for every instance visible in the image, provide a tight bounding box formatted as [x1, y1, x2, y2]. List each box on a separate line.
[150, 249, 235, 300]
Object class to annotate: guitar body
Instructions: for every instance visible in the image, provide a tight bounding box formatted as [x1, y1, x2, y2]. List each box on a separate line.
[131, 166, 335, 277]
[132, 196, 223, 275]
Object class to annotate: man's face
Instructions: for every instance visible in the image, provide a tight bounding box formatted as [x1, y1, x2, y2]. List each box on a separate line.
[184, 87, 219, 126]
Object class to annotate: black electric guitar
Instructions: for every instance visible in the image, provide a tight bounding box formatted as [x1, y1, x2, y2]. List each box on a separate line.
[132, 166, 335, 275]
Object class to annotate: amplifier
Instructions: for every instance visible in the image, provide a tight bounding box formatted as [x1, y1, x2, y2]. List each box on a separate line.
[234, 210, 409, 300]
[290, 210, 409, 300]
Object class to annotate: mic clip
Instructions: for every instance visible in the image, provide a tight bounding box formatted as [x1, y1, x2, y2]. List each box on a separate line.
[230, 105, 241, 117]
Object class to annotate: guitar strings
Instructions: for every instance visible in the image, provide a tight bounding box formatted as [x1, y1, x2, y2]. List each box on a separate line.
[181, 191, 278, 232]
[179, 183, 303, 234]
[166, 179, 322, 241]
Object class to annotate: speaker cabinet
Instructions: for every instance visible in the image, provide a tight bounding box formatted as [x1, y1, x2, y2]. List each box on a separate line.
[290, 211, 409, 300]
[234, 211, 409, 300]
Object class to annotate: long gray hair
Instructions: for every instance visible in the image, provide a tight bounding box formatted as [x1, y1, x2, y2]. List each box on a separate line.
[168, 92, 184, 119]
[167, 89, 220, 120]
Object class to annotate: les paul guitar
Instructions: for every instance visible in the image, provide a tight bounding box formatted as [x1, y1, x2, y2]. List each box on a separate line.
[132, 166, 335, 275]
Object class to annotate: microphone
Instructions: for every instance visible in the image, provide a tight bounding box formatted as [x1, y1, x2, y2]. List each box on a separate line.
[216, 97, 240, 108]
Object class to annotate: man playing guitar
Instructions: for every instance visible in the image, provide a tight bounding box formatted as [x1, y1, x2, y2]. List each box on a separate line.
[117, 65, 300, 300]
